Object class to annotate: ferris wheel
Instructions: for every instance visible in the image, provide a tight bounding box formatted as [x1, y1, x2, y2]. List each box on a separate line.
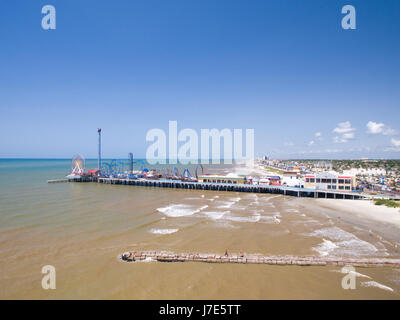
[71, 154, 85, 175]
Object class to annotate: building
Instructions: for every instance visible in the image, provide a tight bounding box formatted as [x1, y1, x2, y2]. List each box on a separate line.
[304, 172, 356, 191]
[282, 171, 304, 187]
[263, 175, 281, 185]
[343, 168, 387, 176]
[197, 174, 246, 184]
[314, 161, 333, 170]
[258, 178, 269, 185]
[286, 164, 301, 173]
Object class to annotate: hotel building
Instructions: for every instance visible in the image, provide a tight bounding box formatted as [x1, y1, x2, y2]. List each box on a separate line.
[304, 172, 356, 191]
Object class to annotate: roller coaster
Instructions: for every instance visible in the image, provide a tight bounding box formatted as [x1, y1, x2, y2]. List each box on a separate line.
[101, 159, 149, 178]
[165, 164, 204, 182]
[99, 157, 204, 182]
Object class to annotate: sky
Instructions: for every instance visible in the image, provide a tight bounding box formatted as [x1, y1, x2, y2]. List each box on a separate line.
[0, 0, 399, 159]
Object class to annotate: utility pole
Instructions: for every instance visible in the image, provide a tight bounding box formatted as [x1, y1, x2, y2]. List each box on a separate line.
[98, 128, 102, 170]
[129, 153, 133, 173]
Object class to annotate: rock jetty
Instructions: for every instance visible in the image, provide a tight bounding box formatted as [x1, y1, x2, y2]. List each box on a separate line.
[120, 251, 400, 267]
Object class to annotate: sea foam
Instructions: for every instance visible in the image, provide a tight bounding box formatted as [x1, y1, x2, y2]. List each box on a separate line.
[225, 213, 261, 223]
[215, 197, 241, 209]
[149, 228, 179, 235]
[361, 281, 394, 292]
[331, 269, 371, 279]
[202, 211, 229, 220]
[157, 204, 208, 217]
[313, 239, 338, 256]
[306, 227, 378, 257]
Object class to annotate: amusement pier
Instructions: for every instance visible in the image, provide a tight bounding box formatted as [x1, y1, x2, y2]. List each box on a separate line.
[48, 174, 369, 200]
[95, 177, 366, 200]
[48, 129, 400, 201]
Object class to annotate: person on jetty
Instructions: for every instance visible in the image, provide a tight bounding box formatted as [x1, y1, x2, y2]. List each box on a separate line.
[224, 250, 229, 257]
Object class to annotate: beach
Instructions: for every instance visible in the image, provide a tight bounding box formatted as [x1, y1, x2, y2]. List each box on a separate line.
[314, 199, 400, 227]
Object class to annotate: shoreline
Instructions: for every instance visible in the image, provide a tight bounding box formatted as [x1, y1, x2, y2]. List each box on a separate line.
[298, 197, 400, 254]
[313, 198, 400, 229]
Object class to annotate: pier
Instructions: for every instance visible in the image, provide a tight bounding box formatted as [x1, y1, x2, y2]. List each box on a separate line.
[120, 251, 400, 267]
[97, 177, 367, 200]
[47, 177, 96, 183]
[47, 179, 69, 183]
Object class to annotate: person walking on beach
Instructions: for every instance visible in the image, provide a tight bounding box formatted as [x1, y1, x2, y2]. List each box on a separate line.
[224, 249, 228, 257]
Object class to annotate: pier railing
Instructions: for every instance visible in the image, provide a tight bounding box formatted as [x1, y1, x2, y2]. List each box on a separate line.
[97, 177, 367, 200]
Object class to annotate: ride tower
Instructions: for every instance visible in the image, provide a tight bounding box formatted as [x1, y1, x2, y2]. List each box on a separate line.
[98, 128, 102, 170]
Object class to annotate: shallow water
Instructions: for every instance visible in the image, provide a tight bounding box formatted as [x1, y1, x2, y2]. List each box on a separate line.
[0, 159, 400, 299]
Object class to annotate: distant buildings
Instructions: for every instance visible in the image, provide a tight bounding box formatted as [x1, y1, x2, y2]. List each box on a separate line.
[314, 161, 333, 171]
[343, 168, 386, 176]
[255, 157, 400, 195]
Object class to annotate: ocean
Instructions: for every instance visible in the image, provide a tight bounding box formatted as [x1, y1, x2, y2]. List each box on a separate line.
[0, 159, 399, 299]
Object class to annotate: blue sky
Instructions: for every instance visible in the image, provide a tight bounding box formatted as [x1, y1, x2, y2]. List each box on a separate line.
[0, 0, 399, 159]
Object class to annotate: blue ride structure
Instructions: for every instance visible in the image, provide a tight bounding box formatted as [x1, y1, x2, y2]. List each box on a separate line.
[101, 158, 149, 178]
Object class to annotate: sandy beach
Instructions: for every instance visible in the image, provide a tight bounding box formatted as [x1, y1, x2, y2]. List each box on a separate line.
[314, 199, 400, 228]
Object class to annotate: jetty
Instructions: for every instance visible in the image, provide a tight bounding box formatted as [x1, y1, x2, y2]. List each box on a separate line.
[97, 177, 367, 200]
[120, 251, 400, 267]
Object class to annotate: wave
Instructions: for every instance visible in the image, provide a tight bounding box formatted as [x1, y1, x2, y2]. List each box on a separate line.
[201, 211, 229, 220]
[215, 197, 241, 209]
[244, 194, 258, 200]
[361, 281, 394, 292]
[141, 257, 155, 263]
[216, 201, 236, 209]
[156, 204, 208, 217]
[305, 227, 378, 257]
[149, 228, 179, 235]
[258, 214, 281, 224]
[331, 269, 371, 279]
[312, 239, 338, 256]
[262, 195, 281, 202]
[225, 213, 261, 223]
